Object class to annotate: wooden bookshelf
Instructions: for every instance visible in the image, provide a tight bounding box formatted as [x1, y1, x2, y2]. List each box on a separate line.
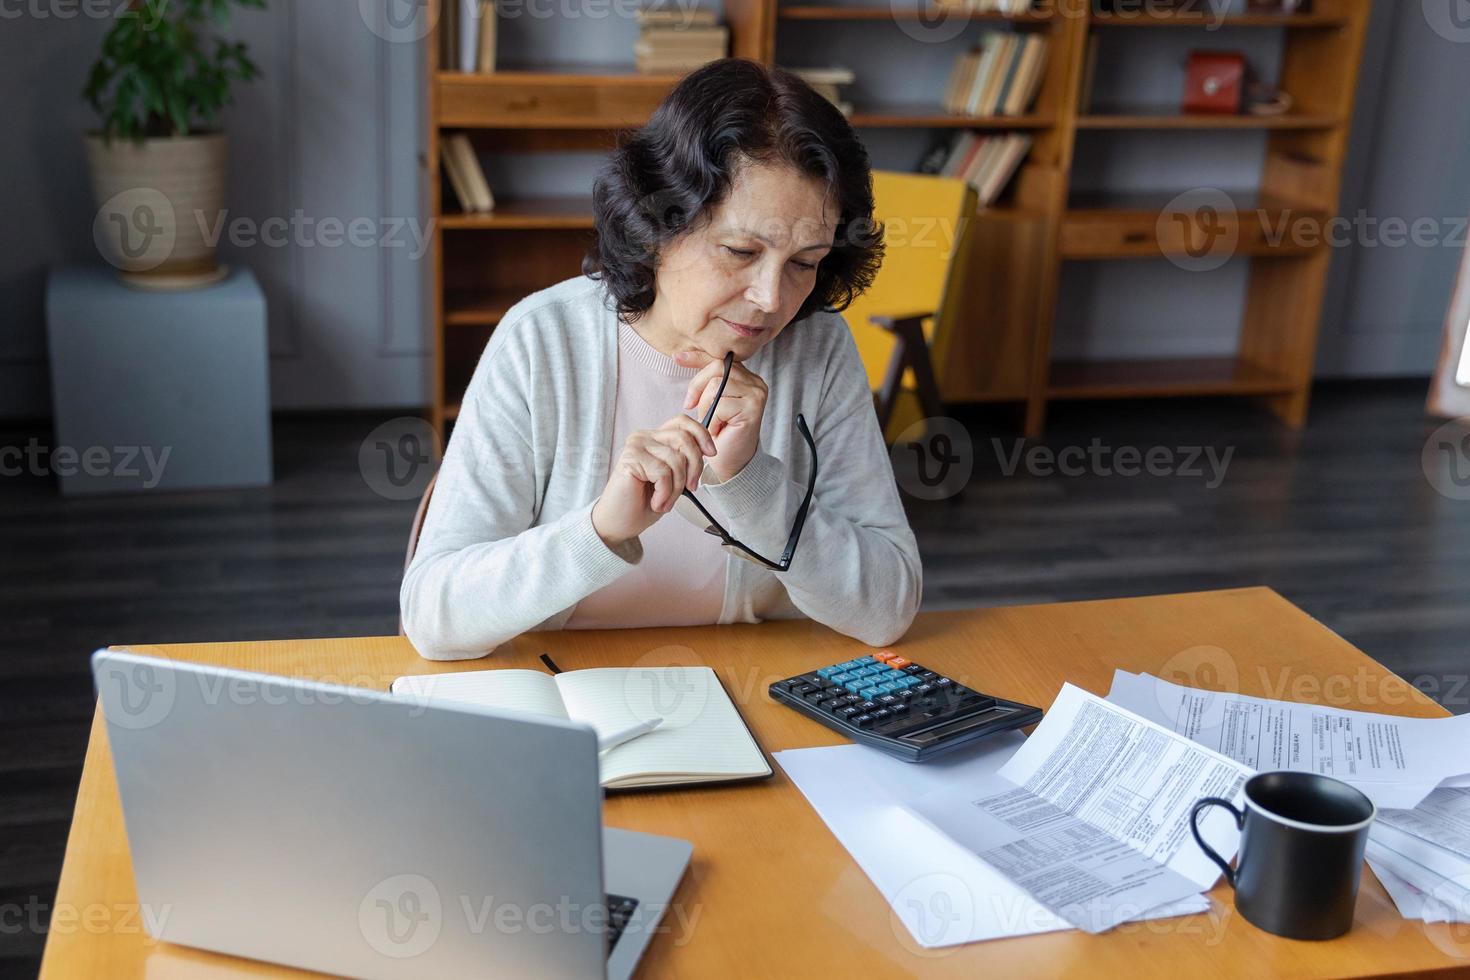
[423, 0, 1373, 437]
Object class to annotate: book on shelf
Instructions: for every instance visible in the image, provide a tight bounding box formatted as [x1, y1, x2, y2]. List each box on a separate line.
[788, 66, 856, 116]
[439, 0, 498, 72]
[442, 133, 495, 213]
[943, 31, 1047, 116]
[919, 130, 1032, 209]
[634, 10, 727, 73]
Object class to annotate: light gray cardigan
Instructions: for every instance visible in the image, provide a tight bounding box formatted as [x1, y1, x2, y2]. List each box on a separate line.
[400, 275, 922, 660]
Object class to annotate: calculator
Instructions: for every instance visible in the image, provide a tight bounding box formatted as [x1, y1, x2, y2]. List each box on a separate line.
[769, 652, 1043, 762]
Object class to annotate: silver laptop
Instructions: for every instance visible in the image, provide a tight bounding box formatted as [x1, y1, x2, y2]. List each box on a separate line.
[91, 649, 692, 979]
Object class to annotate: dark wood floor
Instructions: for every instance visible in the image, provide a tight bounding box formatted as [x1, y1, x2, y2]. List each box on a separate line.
[3, 378, 1466, 975]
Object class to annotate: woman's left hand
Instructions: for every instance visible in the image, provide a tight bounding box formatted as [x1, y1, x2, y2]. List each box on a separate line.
[676, 350, 769, 483]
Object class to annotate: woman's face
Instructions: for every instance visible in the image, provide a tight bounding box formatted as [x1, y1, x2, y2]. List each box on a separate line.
[646, 159, 840, 361]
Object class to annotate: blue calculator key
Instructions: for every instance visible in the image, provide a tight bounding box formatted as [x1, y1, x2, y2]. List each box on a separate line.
[829, 671, 854, 684]
[817, 665, 844, 678]
[852, 656, 876, 666]
[896, 676, 919, 689]
[857, 685, 881, 700]
[838, 659, 863, 670]
[874, 682, 898, 694]
[844, 680, 867, 694]
[883, 669, 907, 682]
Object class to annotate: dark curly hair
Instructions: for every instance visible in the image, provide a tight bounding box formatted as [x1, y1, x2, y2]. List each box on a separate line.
[583, 58, 884, 325]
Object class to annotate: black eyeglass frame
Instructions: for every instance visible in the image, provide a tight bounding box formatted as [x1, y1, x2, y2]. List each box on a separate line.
[678, 352, 817, 572]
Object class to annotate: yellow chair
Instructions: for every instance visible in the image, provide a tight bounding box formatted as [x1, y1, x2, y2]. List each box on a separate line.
[844, 171, 976, 442]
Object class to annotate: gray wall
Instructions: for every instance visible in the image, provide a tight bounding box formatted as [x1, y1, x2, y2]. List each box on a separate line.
[2, 0, 1467, 420]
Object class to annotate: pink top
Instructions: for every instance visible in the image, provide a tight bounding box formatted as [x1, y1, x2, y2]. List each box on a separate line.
[564, 321, 728, 629]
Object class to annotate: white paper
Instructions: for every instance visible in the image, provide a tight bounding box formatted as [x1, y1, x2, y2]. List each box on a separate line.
[774, 735, 1209, 948]
[908, 684, 1251, 934]
[1105, 670, 1470, 809]
[1367, 841, 1470, 923]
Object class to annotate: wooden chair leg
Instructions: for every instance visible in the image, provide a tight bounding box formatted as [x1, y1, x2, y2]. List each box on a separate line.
[872, 313, 945, 433]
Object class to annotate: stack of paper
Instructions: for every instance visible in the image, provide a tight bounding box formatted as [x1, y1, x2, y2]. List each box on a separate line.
[1104, 669, 1470, 923]
[775, 684, 1251, 947]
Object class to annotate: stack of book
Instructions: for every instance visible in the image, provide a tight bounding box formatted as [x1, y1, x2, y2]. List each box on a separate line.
[789, 67, 855, 116]
[918, 131, 1032, 209]
[933, 0, 1036, 11]
[440, 0, 498, 73]
[441, 133, 495, 214]
[634, 8, 728, 74]
[942, 31, 1048, 117]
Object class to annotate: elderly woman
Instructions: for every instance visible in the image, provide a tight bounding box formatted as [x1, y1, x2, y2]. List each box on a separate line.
[401, 58, 921, 661]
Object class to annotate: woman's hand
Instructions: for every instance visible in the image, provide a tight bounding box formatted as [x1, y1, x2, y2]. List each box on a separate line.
[591, 415, 718, 548]
[676, 351, 769, 483]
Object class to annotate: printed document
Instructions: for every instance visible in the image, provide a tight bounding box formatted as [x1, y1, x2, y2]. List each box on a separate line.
[909, 684, 1251, 934]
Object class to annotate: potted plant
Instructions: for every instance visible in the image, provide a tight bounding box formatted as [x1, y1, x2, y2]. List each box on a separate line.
[83, 0, 264, 288]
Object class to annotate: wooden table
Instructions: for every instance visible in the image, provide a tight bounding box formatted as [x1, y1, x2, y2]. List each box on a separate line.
[40, 588, 1470, 978]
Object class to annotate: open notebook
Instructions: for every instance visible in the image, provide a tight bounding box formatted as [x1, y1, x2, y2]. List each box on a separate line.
[391, 666, 771, 790]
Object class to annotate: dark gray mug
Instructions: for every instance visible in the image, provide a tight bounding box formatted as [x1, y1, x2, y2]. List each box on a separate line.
[1191, 771, 1376, 941]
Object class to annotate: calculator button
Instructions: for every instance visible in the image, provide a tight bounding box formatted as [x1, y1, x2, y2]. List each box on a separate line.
[889, 701, 909, 713]
[794, 684, 819, 696]
[885, 657, 911, 669]
[914, 683, 935, 696]
[851, 713, 875, 727]
[876, 694, 899, 706]
[902, 664, 925, 675]
[804, 690, 831, 704]
[817, 665, 844, 678]
[837, 706, 861, 719]
[872, 708, 892, 721]
[852, 656, 875, 666]
[919, 671, 938, 681]
[935, 678, 953, 689]
[829, 671, 854, 684]
[843, 680, 867, 694]
[856, 700, 879, 713]
[780, 678, 806, 690]
[896, 688, 917, 700]
[872, 651, 895, 662]
[882, 668, 907, 682]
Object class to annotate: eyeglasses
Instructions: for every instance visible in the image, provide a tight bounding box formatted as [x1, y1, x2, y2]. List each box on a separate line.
[673, 352, 817, 572]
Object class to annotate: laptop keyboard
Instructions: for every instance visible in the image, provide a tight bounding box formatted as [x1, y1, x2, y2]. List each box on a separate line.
[605, 893, 639, 955]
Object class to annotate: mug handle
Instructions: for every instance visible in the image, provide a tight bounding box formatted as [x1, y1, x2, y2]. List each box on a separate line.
[1190, 797, 1245, 888]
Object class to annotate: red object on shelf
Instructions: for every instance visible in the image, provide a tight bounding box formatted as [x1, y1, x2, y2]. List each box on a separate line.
[1182, 51, 1246, 114]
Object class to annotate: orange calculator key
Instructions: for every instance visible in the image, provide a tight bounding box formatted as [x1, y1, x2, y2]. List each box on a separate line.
[872, 651, 895, 662]
[885, 656, 911, 669]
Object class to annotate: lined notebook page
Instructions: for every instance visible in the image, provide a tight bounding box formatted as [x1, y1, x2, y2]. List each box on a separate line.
[391, 669, 569, 722]
[554, 667, 769, 788]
